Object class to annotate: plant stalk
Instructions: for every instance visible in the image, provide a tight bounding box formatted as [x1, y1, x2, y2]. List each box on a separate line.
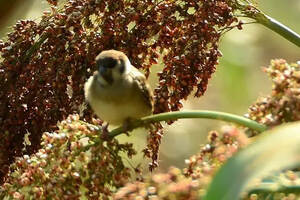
[108, 110, 267, 139]
[246, 10, 300, 47]
[80, 110, 267, 152]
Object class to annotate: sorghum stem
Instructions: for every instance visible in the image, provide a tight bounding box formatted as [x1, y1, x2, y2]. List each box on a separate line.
[108, 110, 267, 139]
[245, 9, 300, 47]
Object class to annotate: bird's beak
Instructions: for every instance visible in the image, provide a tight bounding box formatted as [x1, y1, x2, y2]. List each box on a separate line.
[99, 67, 113, 85]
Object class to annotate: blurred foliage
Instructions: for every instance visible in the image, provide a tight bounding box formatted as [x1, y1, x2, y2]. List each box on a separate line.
[0, 0, 300, 199]
[204, 121, 300, 200]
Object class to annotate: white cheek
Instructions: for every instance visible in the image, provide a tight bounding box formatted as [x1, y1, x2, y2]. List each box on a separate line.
[125, 60, 131, 73]
[113, 60, 131, 80]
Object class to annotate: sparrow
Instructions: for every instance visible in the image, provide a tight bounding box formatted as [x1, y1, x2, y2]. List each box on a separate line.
[84, 50, 154, 126]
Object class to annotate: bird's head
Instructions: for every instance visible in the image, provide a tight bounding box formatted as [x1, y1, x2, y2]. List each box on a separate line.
[95, 50, 131, 85]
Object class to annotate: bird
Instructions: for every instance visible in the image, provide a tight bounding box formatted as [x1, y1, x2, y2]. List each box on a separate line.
[84, 49, 153, 127]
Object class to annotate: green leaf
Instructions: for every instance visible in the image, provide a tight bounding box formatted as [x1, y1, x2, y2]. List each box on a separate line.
[203, 122, 300, 200]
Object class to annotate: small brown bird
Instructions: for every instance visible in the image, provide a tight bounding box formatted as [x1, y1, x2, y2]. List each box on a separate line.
[84, 50, 153, 125]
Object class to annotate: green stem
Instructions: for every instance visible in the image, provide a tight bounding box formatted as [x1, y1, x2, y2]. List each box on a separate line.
[81, 110, 267, 152]
[246, 10, 300, 47]
[108, 110, 267, 139]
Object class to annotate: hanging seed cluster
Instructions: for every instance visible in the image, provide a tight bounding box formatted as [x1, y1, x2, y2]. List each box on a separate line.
[0, 0, 242, 181]
[247, 60, 300, 135]
[1, 115, 136, 199]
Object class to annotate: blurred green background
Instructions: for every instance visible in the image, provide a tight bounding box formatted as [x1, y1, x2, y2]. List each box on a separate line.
[1, 0, 299, 171]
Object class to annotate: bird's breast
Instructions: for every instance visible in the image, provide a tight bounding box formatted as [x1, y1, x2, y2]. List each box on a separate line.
[84, 76, 151, 125]
[88, 96, 151, 125]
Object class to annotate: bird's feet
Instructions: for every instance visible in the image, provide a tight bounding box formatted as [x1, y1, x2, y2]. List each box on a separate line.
[122, 118, 135, 136]
[122, 118, 146, 135]
[101, 123, 110, 140]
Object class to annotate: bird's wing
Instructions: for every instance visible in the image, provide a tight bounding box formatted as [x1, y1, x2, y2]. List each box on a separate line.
[129, 67, 154, 111]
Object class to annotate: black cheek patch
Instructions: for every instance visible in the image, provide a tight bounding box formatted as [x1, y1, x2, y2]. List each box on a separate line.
[119, 59, 125, 74]
[119, 65, 125, 73]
